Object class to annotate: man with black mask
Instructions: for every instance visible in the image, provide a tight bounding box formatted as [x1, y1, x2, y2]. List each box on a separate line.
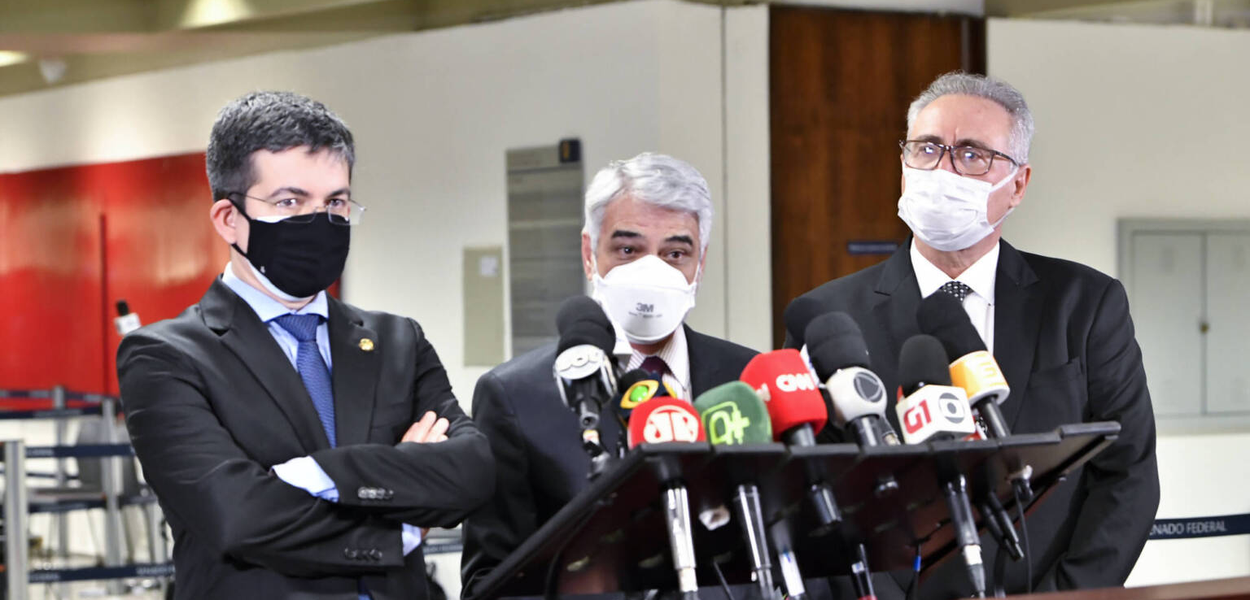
[117, 91, 495, 599]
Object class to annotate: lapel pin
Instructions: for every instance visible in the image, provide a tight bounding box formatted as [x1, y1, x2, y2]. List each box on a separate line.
[359, 338, 375, 352]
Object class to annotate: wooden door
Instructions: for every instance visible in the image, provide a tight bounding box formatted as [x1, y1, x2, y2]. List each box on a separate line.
[770, 6, 985, 348]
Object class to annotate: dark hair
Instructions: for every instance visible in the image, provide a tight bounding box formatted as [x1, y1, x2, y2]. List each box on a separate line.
[205, 91, 355, 202]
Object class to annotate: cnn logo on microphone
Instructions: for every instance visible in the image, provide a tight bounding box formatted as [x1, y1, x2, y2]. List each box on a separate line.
[774, 372, 817, 393]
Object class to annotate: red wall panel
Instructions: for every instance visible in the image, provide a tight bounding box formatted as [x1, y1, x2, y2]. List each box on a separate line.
[0, 153, 226, 395]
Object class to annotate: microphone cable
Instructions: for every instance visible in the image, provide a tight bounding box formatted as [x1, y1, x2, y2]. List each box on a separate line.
[1012, 483, 1033, 595]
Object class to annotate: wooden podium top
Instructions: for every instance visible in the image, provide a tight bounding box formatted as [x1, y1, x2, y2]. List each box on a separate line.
[1006, 577, 1250, 600]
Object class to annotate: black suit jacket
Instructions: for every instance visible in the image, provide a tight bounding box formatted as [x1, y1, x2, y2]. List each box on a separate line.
[786, 240, 1160, 598]
[117, 279, 496, 600]
[460, 325, 758, 596]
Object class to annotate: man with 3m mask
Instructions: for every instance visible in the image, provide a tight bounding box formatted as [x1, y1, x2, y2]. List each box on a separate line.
[461, 153, 758, 595]
[118, 91, 494, 599]
[786, 73, 1159, 597]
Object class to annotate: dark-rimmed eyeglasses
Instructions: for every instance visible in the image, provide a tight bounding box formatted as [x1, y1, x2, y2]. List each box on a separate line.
[229, 192, 366, 226]
[899, 140, 1019, 176]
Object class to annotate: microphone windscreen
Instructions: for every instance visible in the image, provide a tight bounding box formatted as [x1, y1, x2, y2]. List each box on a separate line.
[739, 349, 827, 440]
[627, 398, 706, 448]
[693, 381, 773, 445]
[782, 296, 828, 346]
[556, 296, 616, 355]
[917, 292, 987, 358]
[804, 311, 872, 378]
[898, 334, 952, 396]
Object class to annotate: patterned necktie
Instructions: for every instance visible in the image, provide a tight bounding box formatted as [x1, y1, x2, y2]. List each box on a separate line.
[274, 314, 336, 448]
[939, 281, 973, 303]
[640, 355, 670, 380]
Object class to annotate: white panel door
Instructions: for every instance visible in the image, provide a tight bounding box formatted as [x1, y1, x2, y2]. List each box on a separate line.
[1130, 233, 1205, 417]
[1205, 233, 1250, 414]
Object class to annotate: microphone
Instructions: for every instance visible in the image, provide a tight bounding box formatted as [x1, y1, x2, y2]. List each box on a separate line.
[804, 312, 895, 452]
[693, 382, 778, 600]
[554, 296, 619, 477]
[626, 398, 705, 597]
[896, 335, 986, 598]
[784, 300, 900, 446]
[782, 296, 827, 348]
[801, 313, 889, 600]
[627, 397, 706, 446]
[114, 300, 142, 336]
[918, 293, 1034, 503]
[917, 293, 1028, 562]
[739, 350, 842, 530]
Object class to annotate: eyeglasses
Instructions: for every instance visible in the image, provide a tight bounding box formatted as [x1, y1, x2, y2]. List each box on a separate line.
[229, 192, 367, 226]
[899, 140, 1019, 176]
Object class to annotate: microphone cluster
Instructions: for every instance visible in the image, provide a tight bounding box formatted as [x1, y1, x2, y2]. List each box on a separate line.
[549, 293, 1035, 600]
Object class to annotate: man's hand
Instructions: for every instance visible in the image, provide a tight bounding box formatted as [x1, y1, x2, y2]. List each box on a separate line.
[402, 411, 449, 444]
[401, 411, 449, 537]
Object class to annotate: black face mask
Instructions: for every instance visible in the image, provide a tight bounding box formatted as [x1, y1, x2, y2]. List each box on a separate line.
[232, 210, 350, 299]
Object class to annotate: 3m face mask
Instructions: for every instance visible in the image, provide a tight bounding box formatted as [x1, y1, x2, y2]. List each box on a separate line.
[591, 254, 698, 345]
[897, 166, 1017, 252]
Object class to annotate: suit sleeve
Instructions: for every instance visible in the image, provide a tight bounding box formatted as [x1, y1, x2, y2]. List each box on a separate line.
[118, 333, 403, 577]
[311, 319, 496, 527]
[460, 371, 539, 598]
[1039, 279, 1161, 590]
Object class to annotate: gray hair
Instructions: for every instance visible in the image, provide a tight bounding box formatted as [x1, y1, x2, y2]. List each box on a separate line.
[906, 72, 1034, 164]
[206, 91, 355, 203]
[583, 152, 713, 255]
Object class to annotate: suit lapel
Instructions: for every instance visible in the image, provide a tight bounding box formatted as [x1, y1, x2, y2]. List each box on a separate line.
[687, 325, 733, 397]
[871, 244, 923, 380]
[327, 297, 380, 447]
[992, 241, 1042, 430]
[201, 279, 332, 454]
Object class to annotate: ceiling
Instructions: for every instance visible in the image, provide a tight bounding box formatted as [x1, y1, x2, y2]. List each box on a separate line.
[0, 0, 1244, 98]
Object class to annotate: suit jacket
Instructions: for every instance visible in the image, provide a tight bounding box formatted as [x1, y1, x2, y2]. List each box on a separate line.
[460, 325, 759, 597]
[117, 279, 496, 600]
[785, 240, 1160, 598]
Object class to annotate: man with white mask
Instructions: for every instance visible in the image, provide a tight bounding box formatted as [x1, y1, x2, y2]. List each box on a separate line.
[786, 73, 1159, 598]
[462, 153, 758, 595]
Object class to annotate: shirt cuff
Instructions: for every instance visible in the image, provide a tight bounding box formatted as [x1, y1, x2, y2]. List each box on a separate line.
[401, 524, 424, 556]
[272, 455, 339, 502]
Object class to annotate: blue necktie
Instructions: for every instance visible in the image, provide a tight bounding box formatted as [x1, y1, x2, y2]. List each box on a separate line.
[274, 314, 336, 448]
[275, 314, 370, 600]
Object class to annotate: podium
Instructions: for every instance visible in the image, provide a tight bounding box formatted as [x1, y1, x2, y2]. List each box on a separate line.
[467, 422, 1120, 600]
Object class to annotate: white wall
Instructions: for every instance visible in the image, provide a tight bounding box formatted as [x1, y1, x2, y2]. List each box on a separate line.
[989, 18, 1250, 586]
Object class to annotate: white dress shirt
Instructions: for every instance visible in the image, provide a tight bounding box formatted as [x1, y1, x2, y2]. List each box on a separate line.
[910, 240, 1000, 353]
[613, 325, 693, 400]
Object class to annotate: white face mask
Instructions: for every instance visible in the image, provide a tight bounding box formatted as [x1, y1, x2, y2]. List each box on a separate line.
[897, 166, 1018, 252]
[591, 254, 698, 345]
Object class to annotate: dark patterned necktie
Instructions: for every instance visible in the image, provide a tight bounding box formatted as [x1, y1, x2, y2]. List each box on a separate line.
[274, 314, 336, 448]
[640, 355, 670, 380]
[939, 281, 973, 303]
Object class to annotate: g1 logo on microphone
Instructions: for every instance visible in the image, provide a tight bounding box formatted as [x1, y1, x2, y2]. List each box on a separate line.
[775, 372, 817, 393]
[903, 402, 932, 435]
[644, 406, 702, 443]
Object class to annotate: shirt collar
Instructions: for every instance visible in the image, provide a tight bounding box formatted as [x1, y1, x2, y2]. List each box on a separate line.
[612, 323, 692, 392]
[222, 261, 329, 322]
[910, 240, 1000, 304]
